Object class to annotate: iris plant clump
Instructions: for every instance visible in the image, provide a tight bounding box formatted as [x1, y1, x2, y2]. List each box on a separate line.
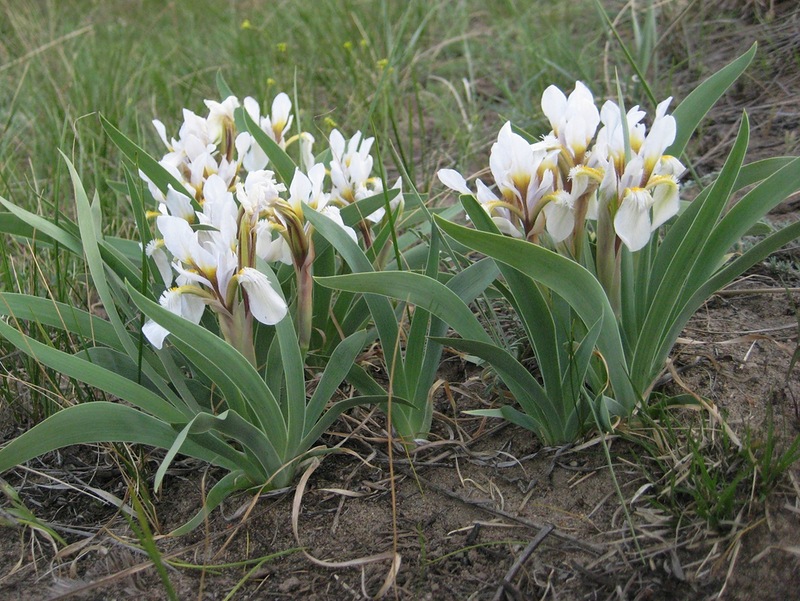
[0, 84, 407, 531]
[322, 44, 800, 443]
[1, 45, 799, 520]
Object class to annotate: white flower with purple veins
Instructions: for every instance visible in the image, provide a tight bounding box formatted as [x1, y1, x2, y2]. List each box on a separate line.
[539, 81, 600, 162]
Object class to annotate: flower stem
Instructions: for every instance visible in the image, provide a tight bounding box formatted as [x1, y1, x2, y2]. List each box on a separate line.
[295, 250, 315, 357]
[219, 303, 257, 367]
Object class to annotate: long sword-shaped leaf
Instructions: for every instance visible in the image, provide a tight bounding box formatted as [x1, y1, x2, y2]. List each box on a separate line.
[435, 217, 638, 412]
[660, 220, 800, 373]
[101, 115, 195, 201]
[0, 319, 185, 422]
[433, 337, 560, 443]
[305, 330, 369, 432]
[461, 195, 563, 395]
[64, 153, 186, 410]
[668, 43, 756, 157]
[238, 107, 297, 185]
[125, 284, 287, 453]
[317, 271, 492, 344]
[0, 294, 123, 350]
[633, 115, 750, 387]
[274, 306, 306, 454]
[168, 470, 247, 536]
[305, 207, 405, 385]
[698, 155, 800, 279]
[298, 395, 410, 450]
[0, 403, 235, 474]
[0, 197, 82, 254]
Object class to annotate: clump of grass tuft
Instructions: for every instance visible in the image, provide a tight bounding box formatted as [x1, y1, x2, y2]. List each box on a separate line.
[628, 394, 800, 533]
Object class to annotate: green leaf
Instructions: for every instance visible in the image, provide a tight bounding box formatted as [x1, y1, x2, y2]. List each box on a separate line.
[668, 43, 756, 157]
[664, 219, 800, 371]
[0, 293, 124, 351]
[274, 304, 306, 453]
[317, 271, 492, 344]
[0, 403, 236, 475]
[634, 114, 751, 387]
[435, 216, 638, 413]
[238, 107, 297, 185]
[125, 284, 286, 452]
[101, 115, 196, 202]
[0, 318, 185, 422]
[305, 330, 369, 431]
[216, 71, 235, 98]
[168, 471, 246, 536]
[0, 197, 82, 254]
[461, 195, 563, 395]
[432, 336, 561, 441]
[705, 155, 800, 272]
[298, 395, 410, 449]
[63, 152, 182, 408]
[466, 407, 542, 438]
[305, 207, 405, 386]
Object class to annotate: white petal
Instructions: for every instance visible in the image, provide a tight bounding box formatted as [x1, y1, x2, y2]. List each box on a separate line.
[142, 320, 170, 349]
[437, 169, 471, 195]
[146, 241, 174, 287]
[299, 132, 316, 172]
[543, 192, 575, 243]
[492, 216, 524, 238]
[655, 96, 673, 119]
[243, 96, 261, 122]
[614, 189, 653, 252]
[321, 206, 358, 242]
[541, 85, 567, 128]
[289, 168, 312, 205]
[650, 179, 680, 230]
[475, 179, 498, 204]
[329, 129, 345, 160]
[655, 155, 686, 178]
[271, 93, 292, 124]
[238, 267, 288, 325]
[164, 186, 195, 221]
[152, 119, 170, 148]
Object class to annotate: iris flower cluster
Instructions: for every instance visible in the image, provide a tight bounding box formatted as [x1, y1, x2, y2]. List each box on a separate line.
[439, 82, 684, 254]
[140, 93, 396, 357]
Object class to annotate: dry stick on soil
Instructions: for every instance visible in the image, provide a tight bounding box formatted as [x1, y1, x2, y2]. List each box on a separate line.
[392, 465, 604, 555]
[44, 534, 226, 601]
[491, 524, 554, 601]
